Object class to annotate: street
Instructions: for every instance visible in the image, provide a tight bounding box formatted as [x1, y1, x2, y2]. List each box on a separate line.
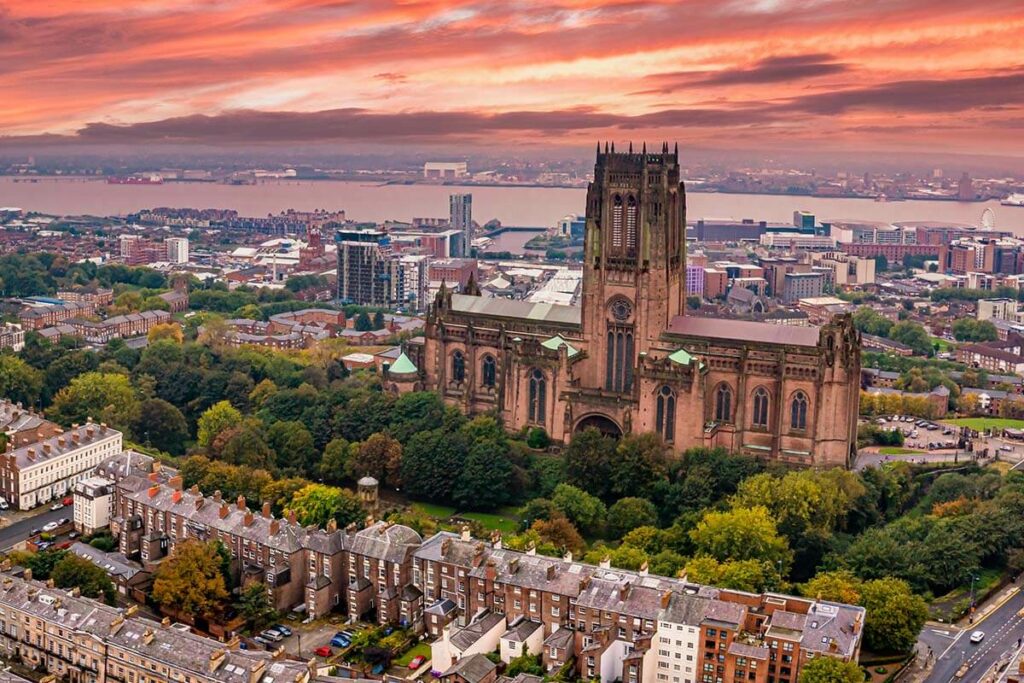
[922, 588, 1024, 683]
[0, 507, 68, 551]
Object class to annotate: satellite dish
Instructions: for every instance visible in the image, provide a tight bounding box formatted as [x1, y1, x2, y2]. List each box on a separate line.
[981, 207, 995, 230]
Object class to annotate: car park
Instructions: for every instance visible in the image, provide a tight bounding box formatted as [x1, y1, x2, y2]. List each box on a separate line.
[970, 630, 985, 644]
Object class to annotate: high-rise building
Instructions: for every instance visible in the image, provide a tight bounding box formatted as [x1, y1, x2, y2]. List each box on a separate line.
[165, 237, 189, 264]
[335, 228, 398, 306]
[958, 172, 974, 201]
[449, 194, 472, 255]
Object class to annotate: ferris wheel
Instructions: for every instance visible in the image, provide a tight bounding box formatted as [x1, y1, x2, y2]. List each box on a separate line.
[981, 207, 995, 229]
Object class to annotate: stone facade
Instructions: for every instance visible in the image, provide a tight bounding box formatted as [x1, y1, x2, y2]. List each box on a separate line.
[400, 145, 860, 467]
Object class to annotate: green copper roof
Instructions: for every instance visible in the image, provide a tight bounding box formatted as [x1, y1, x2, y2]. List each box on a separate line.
[389, 352, 418, 374]
[668, 347, 705, 370]
[541, 335, 579, 357]
[667, 348, 694, 365]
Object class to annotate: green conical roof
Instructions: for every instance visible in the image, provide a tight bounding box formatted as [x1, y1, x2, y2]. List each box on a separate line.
[542, 335, 579, 357]
[667, 348, 694, 365]
[389, 352, 418, 374]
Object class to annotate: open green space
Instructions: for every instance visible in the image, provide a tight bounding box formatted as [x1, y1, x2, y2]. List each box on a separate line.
[877, 447, 922, 455]
[944, 417, 1024, 431]
[928, 567, 1004, 622]
[458, 510, 520, 534]
[411, 502, 456, 519]
[394, 642, 431, 666]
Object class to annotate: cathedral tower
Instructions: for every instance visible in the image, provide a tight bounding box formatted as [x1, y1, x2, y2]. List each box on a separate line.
[580, 143, 687, 393]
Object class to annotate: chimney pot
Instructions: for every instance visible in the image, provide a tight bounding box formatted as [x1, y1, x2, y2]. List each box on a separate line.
[236, 495, 245, 510]
[262, 501, 271, 518]
[219, 503, 229, 519]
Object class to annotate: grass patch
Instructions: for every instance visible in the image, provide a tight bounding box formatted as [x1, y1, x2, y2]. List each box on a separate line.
[944, 417, 1024, 431]
[412, 502, 456, 519]
[394, 642, 431, 667]
[459, 511, 520, 534]
[931, 338, 957, 353]
[878, 447, 922, 455]
[928, 567, 1004, 622]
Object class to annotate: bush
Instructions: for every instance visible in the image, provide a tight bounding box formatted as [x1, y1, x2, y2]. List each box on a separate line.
[527, 428, 550, 449]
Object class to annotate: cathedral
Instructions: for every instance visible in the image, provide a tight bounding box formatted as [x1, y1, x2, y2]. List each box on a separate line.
[388, 144, 860, 468]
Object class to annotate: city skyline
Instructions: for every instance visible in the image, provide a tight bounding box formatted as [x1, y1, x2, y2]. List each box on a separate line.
[2, 0, 1023, 157]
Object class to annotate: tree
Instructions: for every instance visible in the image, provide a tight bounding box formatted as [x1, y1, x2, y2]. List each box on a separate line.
[690, 506, 792, 568]
[401, 428, 468, 502]
[563, 428, 617, 500]
[218, 421, 276, 471]
[798, 656, 865, 683]
[506, 653, 544, 677]
[607, 497, 659, 538]
[148, 322, 184, 344]
[152, 540, 229, 619]
[355, 312, 373, 331]
[531, 517, 585, 555]
[889, 321, 933, 357]
[348, 433, 403, 487]
[859, 577, 928, 654]
[800, 571, 863, 606]
[236, 582, 276, 630]
[610, 433, 670, 499]
[0, 355, 43, 406]
[197, 400, 243, 449]
[648, 549, 687, 577]
[266, 420, 318, 475]
[550, 484, 607, 535]
[372, 310, 385, 330]
[683, 557, 778, 593]
[289, 484, 365, 528]
[49, 371, 138, 429]
[129, 398, 189, 455]
[454, 440, 514, 510]
[608, 545, 649, 571]
[260, 477, 310, 516]
[51, 554, 116, 603]
[319, 437, 352, 484]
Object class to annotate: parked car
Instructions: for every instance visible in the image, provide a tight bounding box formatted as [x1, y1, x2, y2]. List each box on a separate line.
[270, 624, 292, 637]
[253, 636, 273, 649]
[330, 634, 350, 648]
[29, 528, 39, 536]
[68, 531, 79, 540]
[36, 541, 52, 551]
[372, 664, 385, 675]
[50, 502, 64, 511]
[62, 496, 73, 506]
[259, 629, 283, 642]
[409, 655, 427, 670]
[58, 517, 69, 525]
[42, 521, 59, 533]
[314, 646, 332, 657]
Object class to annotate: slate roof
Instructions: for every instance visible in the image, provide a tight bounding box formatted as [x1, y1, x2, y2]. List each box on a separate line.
[69, 542, 144, 581]
[502, 619, 542, 643]
[665, 316, 821, 347]
[800, 601, 865, 658]
[7, 423, 121, 470]
[414, 531, 489, 566]
[349, 522, 422, 564]
[450, 294, 581, 326]
[450, 612, 505, 651]
[442, 653, 497, 683]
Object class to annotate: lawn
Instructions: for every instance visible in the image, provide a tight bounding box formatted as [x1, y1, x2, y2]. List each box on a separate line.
[878, 447, 922, 455]
[944, 417, 1024, 431]
[928, 567, 1005, 622]
[458, 510, 520, 534]
[394, 642, 431, 667]
[412, 502, 456, 519]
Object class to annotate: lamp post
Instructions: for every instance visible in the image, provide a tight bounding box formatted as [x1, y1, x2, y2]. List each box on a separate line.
[970, 574, 980, 622]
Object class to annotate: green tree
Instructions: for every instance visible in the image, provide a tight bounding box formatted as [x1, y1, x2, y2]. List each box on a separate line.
[348, 433, 403, 487]
[800, 570, 863, 606]
[610, 433, 670, 498]
[608, 544, 649, 570]
[355, 312, 373, 331]
[260, 477, 310, 516]
[889, 320, 933, 357]
[129, 398, 189, 455]
[52, 553, 116, 603]
[197, 400, 243, 449]
[236, 582, 276, 630]
[49, 371, 138, 429]
[607, 497, 658, 539]
[859, 577, 928, 654]
[648, 549, 687, 577]
[505, 653, 544, 677]
[852, 307, 893, 338]
[319, 437, 352, 485]
[401, 428, 468, 502]
[266, 420, 318, 475]
[690, 506, 792, 568]
[563, 427, 617, 500]
[289, 484, 365, 528]
[684, 557, 778, 593]
[550, 484, 607, 535]
[152, 540, 229, 619]
[0, 355, 44, 406]
[798, 655, 865, 683]
[454, 440, 514, 510]
[218, 421, 276, 471]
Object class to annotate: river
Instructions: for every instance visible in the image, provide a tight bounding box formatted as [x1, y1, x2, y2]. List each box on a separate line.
[1, 177, 1021, 236]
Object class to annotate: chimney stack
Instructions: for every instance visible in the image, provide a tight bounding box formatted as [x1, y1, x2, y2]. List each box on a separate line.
[168, 475, 183, 491]
[262, 502, 272, 518]
[564, 551, 573, 563]
[270, 519, 280, 535]
[600, 555, 611, 569]
[236, 495, 246, 510]
[461, 526, 471, 542]
[213, 490, 222, 502]
[219, 502, 230, 519]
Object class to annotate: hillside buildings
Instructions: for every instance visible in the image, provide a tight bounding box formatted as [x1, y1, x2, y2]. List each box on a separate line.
[0, 323, 24, 352]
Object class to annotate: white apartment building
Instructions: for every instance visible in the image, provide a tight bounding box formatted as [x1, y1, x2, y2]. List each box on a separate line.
[73, 476, 115, 534]
[165, 237, 190, 264]
[0, 323, 25, 352]
[657, 596, 702, 683]
[0, 422, 122, 509]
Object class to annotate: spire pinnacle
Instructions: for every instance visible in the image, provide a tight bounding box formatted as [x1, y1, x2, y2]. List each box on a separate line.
[674, 142, 679, 155]
[628, 141, 633, 154]
[611, 141, 615, 153]
[642, 141, 646, 155]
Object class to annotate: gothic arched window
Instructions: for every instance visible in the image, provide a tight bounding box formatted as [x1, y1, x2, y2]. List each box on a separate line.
[528, 369, 546, 425]
[656, 386, 676, 443]
[452, 351, 465, 383]
[714, 383, 733, 423]
[481, 355, 496, 388]
[752, 387, 769, 428]
[611, 194, 624, 250]
[791, 391, 809, 430]
[626, 195, 638, 252]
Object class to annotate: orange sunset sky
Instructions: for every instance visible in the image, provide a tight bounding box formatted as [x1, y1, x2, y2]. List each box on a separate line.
[2, 0, 1023, 155]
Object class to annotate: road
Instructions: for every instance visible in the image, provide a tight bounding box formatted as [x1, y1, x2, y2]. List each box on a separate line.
[923, 588, 1024, 683]
[0, 507, 68, 551]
